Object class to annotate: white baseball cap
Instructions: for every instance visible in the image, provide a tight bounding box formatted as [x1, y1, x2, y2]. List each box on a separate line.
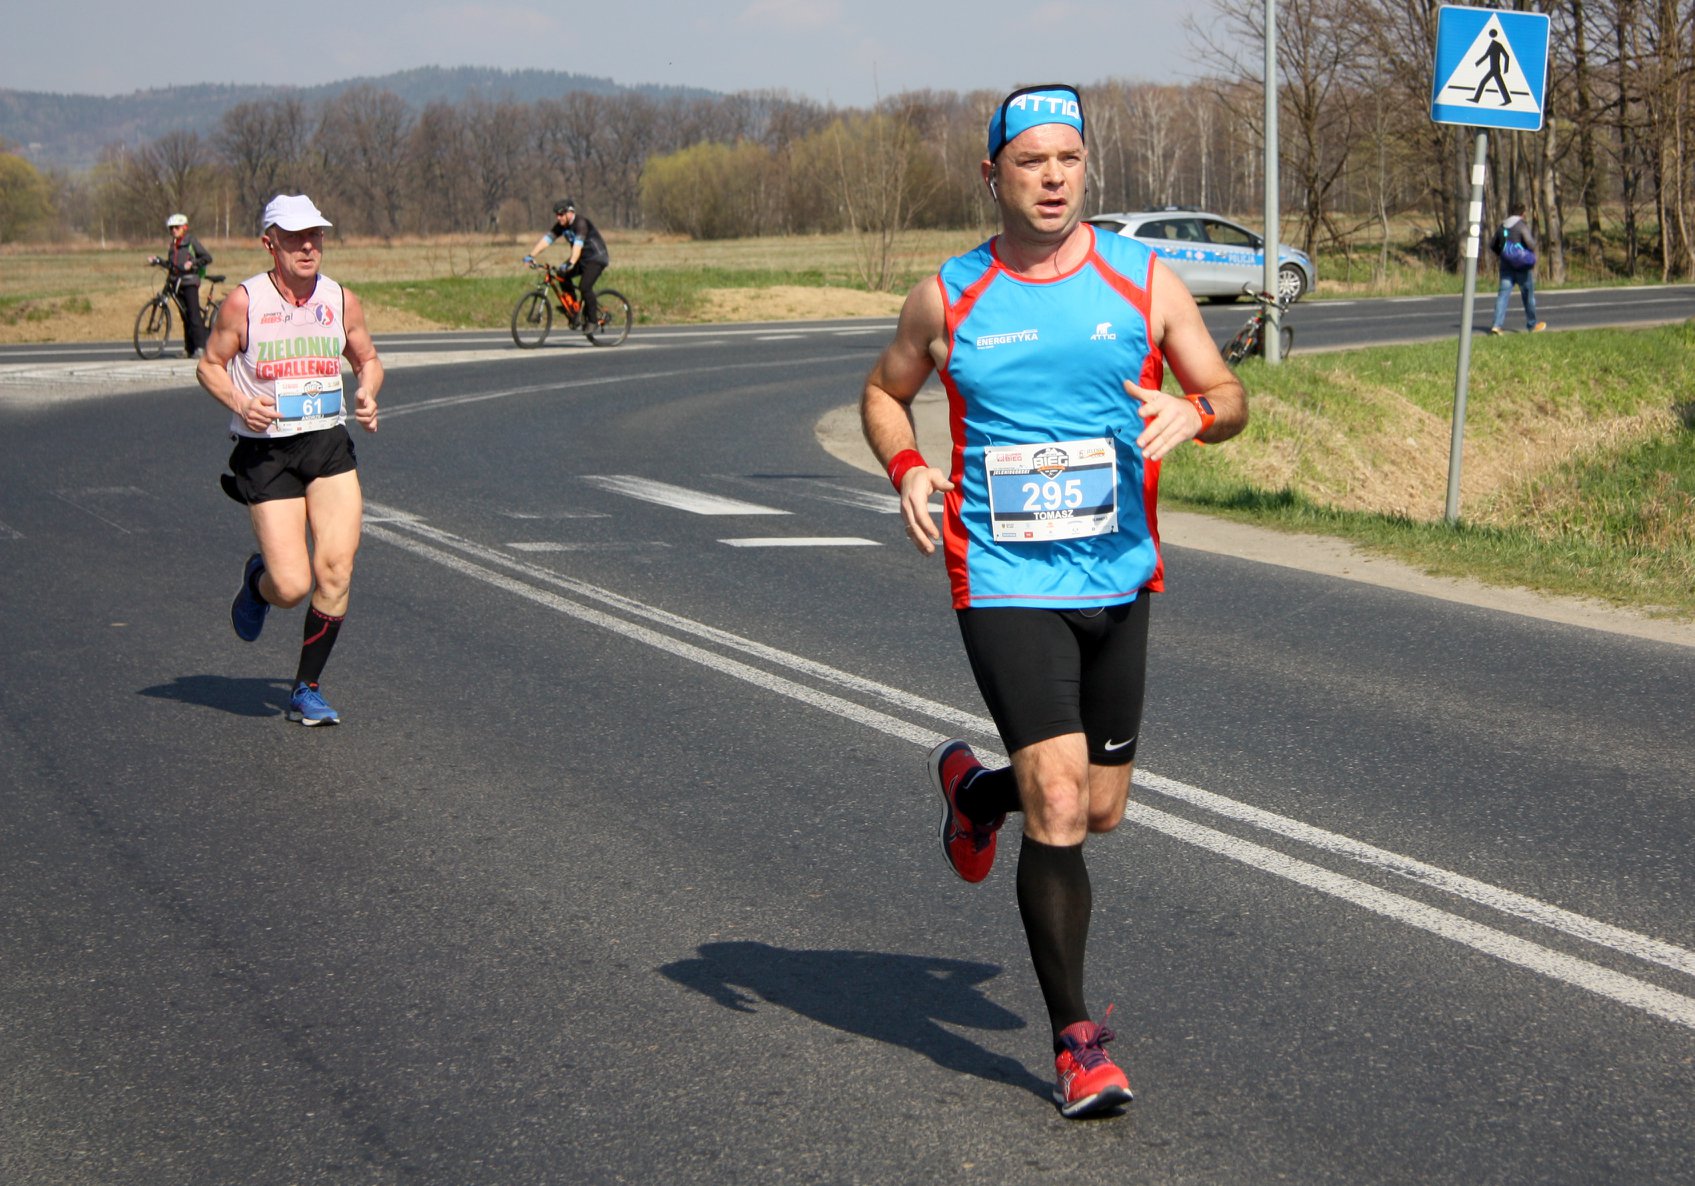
[261, 194, 333, 234]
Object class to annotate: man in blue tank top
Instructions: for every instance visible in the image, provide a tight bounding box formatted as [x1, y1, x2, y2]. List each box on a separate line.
[861, 83, 1248, 1119]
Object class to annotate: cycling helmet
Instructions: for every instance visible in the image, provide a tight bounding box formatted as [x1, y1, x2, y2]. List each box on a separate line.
[165, 213, 188, 228]
[553, 198, 575, 215]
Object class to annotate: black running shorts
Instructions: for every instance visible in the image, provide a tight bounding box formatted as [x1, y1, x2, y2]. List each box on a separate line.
[225, 425, 357, 504]
[956, 596, 1151, 765]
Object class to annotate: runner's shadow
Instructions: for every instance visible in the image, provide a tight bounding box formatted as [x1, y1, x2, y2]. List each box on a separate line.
[138, 675, 292, 719]
[660, 940, 1050, 1101]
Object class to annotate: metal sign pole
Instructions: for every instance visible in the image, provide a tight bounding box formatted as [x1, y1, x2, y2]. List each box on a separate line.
[1446, 130, 1488, 523]
[1263, 0, 1281, 365]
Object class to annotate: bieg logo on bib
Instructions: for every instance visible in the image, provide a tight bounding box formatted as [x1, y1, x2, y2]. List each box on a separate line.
[1032, 446, 1069, 479]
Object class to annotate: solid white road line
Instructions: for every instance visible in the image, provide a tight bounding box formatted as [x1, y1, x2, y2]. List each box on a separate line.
[1128, 803, 1695, 1030]
[1136, 770, 1695, 978]
[363, 506, 1695, 1030]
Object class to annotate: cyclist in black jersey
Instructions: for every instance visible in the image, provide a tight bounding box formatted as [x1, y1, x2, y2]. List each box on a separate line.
[526, 197, 610, 327]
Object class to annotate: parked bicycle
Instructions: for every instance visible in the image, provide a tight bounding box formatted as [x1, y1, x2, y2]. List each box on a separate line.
[134, 260, 224, 360]
[511, 260, 632, 348]
[1221, 285, 1294, 366]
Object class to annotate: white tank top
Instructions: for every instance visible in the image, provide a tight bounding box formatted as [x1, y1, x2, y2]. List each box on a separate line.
[228, 271, 348, 438]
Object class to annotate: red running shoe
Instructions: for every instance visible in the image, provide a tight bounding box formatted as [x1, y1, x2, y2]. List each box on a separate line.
[928, 739, 1004, 884]
[1053, 1008, 1134, 1118]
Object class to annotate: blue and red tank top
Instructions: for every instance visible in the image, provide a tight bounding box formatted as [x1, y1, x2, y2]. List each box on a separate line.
[936, 224, 1166, 610]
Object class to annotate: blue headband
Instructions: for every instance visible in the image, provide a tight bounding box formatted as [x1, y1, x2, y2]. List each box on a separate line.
[987, 84, 1085, 160]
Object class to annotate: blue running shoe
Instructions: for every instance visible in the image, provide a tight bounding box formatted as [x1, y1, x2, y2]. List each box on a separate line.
[231, 553, 269, 642]
[286, 682, 340, 726]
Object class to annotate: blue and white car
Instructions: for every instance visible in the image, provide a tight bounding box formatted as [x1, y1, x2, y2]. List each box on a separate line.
[1086, 210, 1316, 303]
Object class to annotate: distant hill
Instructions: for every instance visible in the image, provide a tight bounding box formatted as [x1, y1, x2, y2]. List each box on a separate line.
[1, 66, 719, 171]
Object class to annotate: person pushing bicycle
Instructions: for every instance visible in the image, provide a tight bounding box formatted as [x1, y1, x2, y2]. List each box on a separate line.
[151, 213, 214, 357]
[525, 197, 609, 329]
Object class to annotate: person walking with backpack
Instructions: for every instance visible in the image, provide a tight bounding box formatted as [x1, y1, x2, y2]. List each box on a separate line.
[1488, 202, 1546, 335]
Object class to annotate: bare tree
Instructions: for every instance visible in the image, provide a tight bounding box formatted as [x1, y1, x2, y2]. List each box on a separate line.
[466, 99, 533, 232]
[794, 110, 944, 290]
[1127, 86, 1189, 208]
[409, 102, 476, 233]
[316, 86, 413, 236]
[215, 98, 309, 231]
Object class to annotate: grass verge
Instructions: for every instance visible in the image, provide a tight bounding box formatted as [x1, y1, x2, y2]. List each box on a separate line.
[1160, 323, 1695, 616]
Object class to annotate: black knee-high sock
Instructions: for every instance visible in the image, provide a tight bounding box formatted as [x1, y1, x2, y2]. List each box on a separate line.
[294, 605, 343, 687]
[1016, 836, 1092, 1050]
[959, 764, 1021, 824]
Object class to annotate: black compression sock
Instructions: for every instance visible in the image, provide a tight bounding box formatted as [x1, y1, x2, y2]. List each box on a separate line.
[1016, 836, 1093, 1050]
[294, 605, 343, 688]
[958, 764, 1020, 824]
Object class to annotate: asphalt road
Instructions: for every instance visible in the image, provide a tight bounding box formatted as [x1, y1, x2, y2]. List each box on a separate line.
[2, 319, 1693, 1185]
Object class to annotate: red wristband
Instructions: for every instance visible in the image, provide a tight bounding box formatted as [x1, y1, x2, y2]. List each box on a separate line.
[887, 448, 928, 492]
[1184, 394, 1217, 437]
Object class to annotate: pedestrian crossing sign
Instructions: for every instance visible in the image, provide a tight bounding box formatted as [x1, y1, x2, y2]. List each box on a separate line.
[1431, 5, 1550, 131]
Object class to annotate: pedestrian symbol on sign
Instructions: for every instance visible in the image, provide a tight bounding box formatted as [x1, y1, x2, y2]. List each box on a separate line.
[1469, 29, 1514, 105]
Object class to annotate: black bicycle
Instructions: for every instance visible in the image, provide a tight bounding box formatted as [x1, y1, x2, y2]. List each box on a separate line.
[134, 260, 224, 360]
[511, 260, 632, 348]
[1221, 285, 1294, 365]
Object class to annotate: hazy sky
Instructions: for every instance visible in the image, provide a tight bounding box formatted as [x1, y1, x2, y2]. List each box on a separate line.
[5, 0, 1226, 105]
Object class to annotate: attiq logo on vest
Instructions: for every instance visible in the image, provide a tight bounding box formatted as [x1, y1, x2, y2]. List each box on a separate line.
[976, 328, 1039, 349]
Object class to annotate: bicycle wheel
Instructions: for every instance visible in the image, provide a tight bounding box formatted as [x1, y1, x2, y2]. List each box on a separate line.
[205, 298, 224, 331]
[133, 298, 171, 359]
[1222, 322, 1257, 366]
[587, 290, 632, 347]
[1278, 324, 1294, 358]
[511, 289, 552, 348]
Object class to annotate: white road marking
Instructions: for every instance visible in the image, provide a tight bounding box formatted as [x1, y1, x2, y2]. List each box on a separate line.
[501, 510, 611, 520]
[507, 541, 669, 552]
[742, 477, 902, 514]
[582, 475, 790, 516]
[363, 504, 1695, 1031]
[720, 537, 880, 547]
[1136, 770, 1695, 978]
[1127, 804, 1695, 1031]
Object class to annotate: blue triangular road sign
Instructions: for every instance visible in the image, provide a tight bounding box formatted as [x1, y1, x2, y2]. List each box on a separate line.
[1431, 6, 1550, 131]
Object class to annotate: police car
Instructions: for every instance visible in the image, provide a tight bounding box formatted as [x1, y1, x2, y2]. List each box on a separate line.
[1086, 210, 1316, 303]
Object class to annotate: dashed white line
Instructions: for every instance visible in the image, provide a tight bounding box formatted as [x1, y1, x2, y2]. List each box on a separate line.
[581, 475, 790, 516]
[720, 537, 880, 547]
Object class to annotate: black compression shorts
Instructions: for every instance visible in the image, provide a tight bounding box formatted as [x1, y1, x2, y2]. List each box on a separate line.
[224, 425, 357, 504]
[956, 596, 1151, 765]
